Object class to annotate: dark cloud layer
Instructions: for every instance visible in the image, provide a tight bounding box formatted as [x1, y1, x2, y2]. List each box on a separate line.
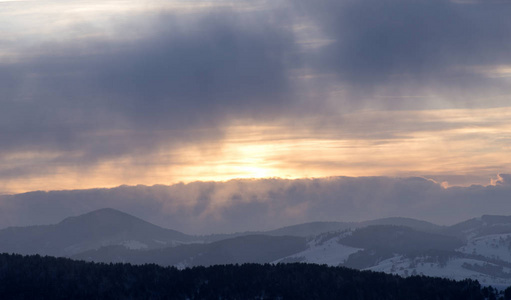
[299, 0, 511, 107]
[0, 176, 510, 234]
[1, 0, 511, 189]
[0, 8, 296, 163]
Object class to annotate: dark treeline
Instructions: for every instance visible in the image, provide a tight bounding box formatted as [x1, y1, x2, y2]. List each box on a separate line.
[0, 253, 510, 300]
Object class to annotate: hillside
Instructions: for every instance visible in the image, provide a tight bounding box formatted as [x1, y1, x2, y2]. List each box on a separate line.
[73, 235, 307, 267]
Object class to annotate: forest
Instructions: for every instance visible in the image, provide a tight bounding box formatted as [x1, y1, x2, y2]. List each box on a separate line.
[1, 253, 510, 299]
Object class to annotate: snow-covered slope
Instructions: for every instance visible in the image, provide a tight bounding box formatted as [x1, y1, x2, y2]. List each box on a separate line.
[354, 219, 511, 287]
[277, 223, 511, 287]
[274, 230, 360, 265]
[458, 233, 511, 262]
[366, 255, 511, 288]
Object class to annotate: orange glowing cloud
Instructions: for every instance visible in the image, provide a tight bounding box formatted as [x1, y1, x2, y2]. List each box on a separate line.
[1, 106, 510, 194]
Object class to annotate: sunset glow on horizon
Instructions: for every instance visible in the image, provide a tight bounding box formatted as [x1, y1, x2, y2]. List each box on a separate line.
[2, 106, 510, 194]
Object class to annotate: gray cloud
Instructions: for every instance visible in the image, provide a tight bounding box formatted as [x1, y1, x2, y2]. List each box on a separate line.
[0, 8, 297, 164]
[1, 176, 510, 234]
[298, 0, 511, 108]
[1, 0, 511, 190]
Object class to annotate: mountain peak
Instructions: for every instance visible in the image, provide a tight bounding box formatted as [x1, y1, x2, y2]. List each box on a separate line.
[0, 208, 192, 257]
[54, 208, 193, 245]
[59, 208, 147, 227]
[71, 207, 130, 217]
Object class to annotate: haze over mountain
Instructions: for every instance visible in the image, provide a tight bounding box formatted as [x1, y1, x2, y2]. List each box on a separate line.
[1, 176, 510, 235]
[0, 207, 445, 256]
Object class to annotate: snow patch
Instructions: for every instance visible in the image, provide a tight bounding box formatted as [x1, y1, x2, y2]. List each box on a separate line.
[365, 255, 511, 288]
[121, 240, 148, 250]
[458, 233, 511, 263]
[274, 235, 361, 266]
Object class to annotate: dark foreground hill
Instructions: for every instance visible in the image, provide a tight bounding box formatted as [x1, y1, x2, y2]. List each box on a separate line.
[0, 253, 509, 300]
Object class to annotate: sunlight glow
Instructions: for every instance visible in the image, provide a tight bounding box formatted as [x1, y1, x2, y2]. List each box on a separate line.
[1, 107, 510, 194]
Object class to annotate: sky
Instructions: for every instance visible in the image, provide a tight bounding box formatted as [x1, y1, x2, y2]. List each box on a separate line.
[1, 0, 511, 195]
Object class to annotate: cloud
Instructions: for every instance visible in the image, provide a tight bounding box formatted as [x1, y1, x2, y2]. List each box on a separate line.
[0, 6, 299, 177]
[1, 176, 510, 234]
[6, 0, 511, 157]
[1, 0, 511, 193]
[494, 174, 511, 185]
[297, 0, 511, 108]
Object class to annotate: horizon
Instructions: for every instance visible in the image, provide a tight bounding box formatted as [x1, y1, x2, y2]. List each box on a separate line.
[1, 175, 510, 234]
[2, 173, 507, 195]
[0, 204, 499, 234]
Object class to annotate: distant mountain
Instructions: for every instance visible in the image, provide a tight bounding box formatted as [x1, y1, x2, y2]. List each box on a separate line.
[260, 217, 441, 239]
[264, 221, 354, 237]
[3, 208, 511, 287]
[0, 208, 194, 256]
[73, 235, 307, 267]
[196, 221, 354, 242]
[446, 215, 511, 239]
[360, 217, 443, 233]
[276, 225, 463, 268]
[202, 217, 439, 241]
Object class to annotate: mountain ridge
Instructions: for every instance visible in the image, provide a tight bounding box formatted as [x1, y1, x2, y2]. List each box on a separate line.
[2, 208, 511, 287]
[0, 207, 194, 256]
